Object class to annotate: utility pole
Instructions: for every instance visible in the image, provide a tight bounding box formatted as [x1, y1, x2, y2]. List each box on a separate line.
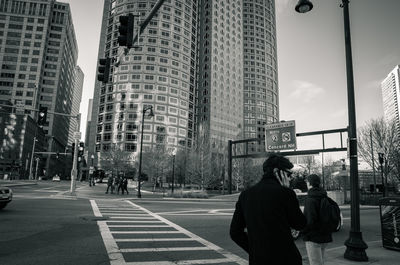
[70, 132, 80, 195]
[29, 137, 37, 180]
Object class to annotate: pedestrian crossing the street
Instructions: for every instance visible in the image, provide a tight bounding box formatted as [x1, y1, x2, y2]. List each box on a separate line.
[90, 200, 247, 265]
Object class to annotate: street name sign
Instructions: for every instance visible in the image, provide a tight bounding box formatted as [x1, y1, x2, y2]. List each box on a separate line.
[265, 120, 297, 151]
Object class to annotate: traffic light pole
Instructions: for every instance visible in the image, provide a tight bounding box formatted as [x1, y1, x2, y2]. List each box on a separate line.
[28, 136, 37, 180]
[70, 132, 80, 195]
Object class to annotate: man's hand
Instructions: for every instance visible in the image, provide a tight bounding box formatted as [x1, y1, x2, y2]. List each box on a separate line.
[277, 170, 291, 187]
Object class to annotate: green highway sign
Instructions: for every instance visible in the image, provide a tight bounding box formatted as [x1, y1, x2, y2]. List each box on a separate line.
[265, 120, 297, 151]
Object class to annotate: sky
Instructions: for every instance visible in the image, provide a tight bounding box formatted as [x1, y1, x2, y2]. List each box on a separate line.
[62, 0, 400, 161]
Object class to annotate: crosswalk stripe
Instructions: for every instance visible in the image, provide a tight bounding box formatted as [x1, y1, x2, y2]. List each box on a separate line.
[102, 213, 150, 216]
[125, 258, 233, 265]
[120, 246, 209, 252]
[109, 216, 157, 219]
[106, 220, 163, 223]
[115, 238, 194, 242]
[108, 225, 170, 228]
[111, 230, 180, 234]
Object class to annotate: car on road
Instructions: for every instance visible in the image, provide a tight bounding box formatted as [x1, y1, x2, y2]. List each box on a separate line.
[52, 175, 61, 182]
[0, 185, 13, 209]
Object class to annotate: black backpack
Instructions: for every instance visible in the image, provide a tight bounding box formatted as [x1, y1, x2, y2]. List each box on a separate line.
[319, 196, 341, 233]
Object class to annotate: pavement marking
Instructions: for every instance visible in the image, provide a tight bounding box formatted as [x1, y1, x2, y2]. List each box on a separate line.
[90, 199, 102, 217]
[91, 199, 247, 265]
[111, 231, 181, 234]
[120, 246, 210, 252]
[127, 201, 248, 265]
[108, 225, 170, 228]
[125, 258, 234, 265]
[115, 238, 196, 242]
[98, 221, 126, 265]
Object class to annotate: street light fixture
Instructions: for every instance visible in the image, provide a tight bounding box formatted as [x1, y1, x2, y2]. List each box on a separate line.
[295, 0, 368, 261]
[295, 0, 313, 13]
[137, 105, 154, 198]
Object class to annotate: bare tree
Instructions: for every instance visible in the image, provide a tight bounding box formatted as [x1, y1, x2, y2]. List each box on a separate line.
[358, 117, 400, 184]
[100, 143, 135, 176]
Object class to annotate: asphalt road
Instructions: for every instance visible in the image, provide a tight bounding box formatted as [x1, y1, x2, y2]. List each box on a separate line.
[0, 182, 383, 265]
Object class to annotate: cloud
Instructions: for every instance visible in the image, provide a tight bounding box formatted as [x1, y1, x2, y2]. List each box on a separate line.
[330, 109, 346, 118]
[289, 80, 325, 103]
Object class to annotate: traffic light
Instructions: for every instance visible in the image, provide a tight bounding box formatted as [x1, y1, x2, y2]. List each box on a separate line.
[118, 14, 134, 48]
[56, 152, 59, 159]
[37, 107, 48, 127]
[78, 142, 84, 159]
[97, 57, 111, 84]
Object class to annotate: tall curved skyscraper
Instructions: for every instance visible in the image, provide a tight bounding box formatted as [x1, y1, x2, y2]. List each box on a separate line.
[242, 0, 279, 152]
[88, 0, 279, 168]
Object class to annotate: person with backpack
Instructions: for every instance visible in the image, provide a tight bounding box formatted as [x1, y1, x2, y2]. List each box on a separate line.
[303, 174, 339, 265]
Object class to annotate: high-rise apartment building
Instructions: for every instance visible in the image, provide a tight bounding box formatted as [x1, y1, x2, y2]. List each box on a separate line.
[68, 65, 84, 145]
[242, 0, 279, 152]
[89, 0, 199, 163]
[196, 0, 243, 163]
[0, 0, 78, 178]
[381, 65, 400, 135]
[89, 0, 279, 172]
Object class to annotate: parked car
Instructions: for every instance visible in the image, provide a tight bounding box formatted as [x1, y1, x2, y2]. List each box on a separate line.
[0, 186, 13, 210]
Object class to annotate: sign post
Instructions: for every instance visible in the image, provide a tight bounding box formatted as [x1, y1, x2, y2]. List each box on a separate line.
[265, 120, 297, 151]
[70, 131, 81, 195]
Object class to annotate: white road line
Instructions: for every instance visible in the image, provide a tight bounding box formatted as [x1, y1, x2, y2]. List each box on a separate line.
[106, 220, 163, 223]
[109, 216, 157, 219]
[111, 231, 180, 234]
[90, 200, 102, 217]
[102, 213, 150, 216]
[115, 238, 194, 242]
[108, 225, 170, 228]
[126, 201, 248, 265]
[91, 200, 125, 265]
[125, 258, 234, 265]
[120, 246, 209, 252]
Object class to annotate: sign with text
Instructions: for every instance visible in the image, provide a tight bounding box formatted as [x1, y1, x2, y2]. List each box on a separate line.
[265, 120, 297, 151]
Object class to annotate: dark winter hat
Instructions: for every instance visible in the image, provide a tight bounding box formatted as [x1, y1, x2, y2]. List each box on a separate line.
[307, 174, 321, 187]
[263, 154, 293, 173]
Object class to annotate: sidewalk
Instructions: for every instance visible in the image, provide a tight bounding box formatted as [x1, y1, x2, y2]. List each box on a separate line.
[305, 240, 400, 265]
[0, 179, 37, 187]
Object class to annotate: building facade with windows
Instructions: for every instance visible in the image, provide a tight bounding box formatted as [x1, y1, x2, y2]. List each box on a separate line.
[89, 0, 280, 175]
[242, 0, 279, 152]
[0, 0, 78, 178]
[89, 0, 199, 165]
[381, 65, 400, 135]
[196, 0, 244, 167]
[68, 65, 84, 145]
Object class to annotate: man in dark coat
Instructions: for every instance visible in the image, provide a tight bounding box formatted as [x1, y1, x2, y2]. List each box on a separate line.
[303, 174, 333, 265]
[230, 154, 307, 265]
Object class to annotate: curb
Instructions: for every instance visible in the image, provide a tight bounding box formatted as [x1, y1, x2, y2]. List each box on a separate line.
[0, 182, 38, 187]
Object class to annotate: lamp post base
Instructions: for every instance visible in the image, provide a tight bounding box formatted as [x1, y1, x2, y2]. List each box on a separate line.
[344, 231, 368, 261]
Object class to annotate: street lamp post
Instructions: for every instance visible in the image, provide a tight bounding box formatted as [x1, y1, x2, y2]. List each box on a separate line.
[90, 154, 95, 187]
[295, 0, 368, 261]
[171, 149, 176, 194]
[378, 152, 385, 196]
[137, 105, 154, 198]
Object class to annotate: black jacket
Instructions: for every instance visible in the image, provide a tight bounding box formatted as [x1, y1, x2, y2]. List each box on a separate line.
[230, 177, 307, 265]
[302, 187, 333, 243]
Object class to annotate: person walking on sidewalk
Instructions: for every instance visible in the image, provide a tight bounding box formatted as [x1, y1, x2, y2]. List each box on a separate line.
[230, 154, 307, 265]
[105, 175, 114, 194]
[122, 177, 129, 195]
[303, 174, 333, 265]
